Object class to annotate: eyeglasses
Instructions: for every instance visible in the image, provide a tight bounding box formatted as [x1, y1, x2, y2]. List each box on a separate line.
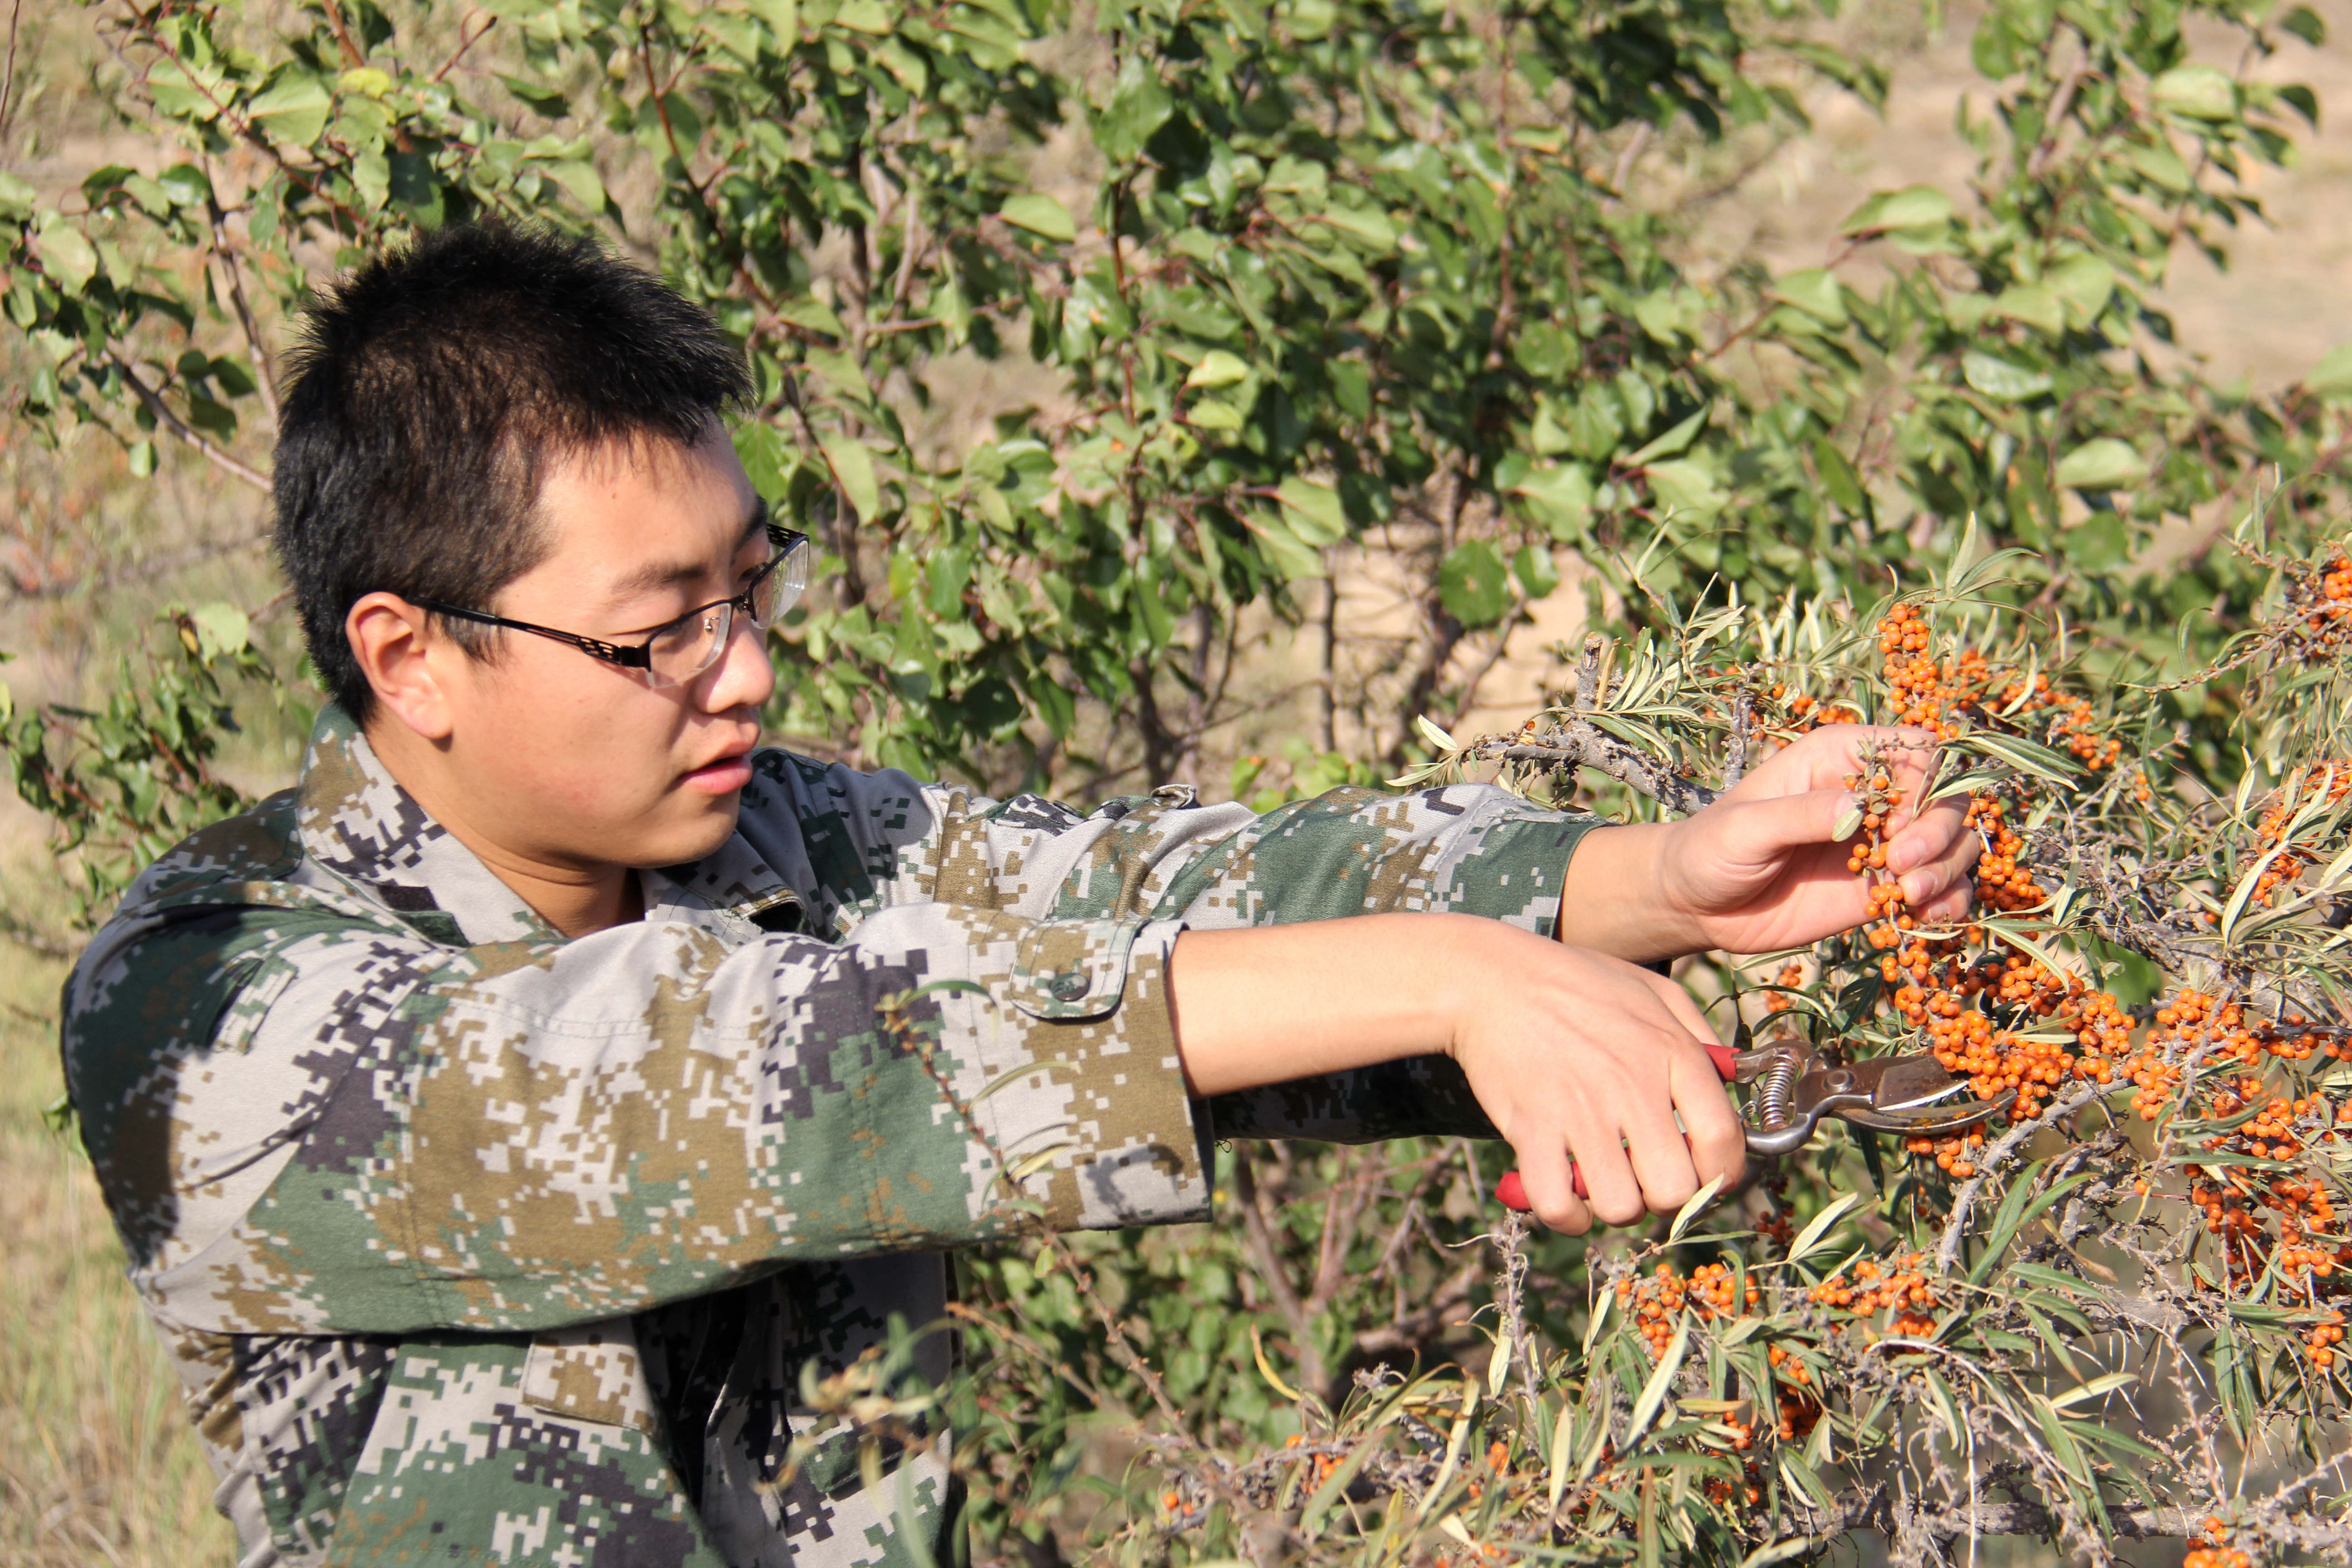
[415, 524, 809, 689]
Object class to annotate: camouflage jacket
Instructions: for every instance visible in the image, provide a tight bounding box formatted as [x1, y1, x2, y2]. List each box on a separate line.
[62, 707, 1597, 1568]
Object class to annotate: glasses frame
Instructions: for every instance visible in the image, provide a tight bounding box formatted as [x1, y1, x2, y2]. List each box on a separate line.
[414, 523, 808, 684]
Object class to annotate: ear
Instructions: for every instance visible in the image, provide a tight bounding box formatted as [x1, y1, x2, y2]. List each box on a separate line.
[346, 593, 458, 742]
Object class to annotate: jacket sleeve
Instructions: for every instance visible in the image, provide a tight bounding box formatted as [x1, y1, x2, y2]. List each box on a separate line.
[735, 758, 1597, 1145]
[63, 896, 1202, 1338]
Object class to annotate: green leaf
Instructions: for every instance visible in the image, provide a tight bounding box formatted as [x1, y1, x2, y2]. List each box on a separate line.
[779, 297, 849, 340]
[1276, 477, 1348, 546]
[1969, 1158, 2048, 1284]
[1813, 439, 1865, 512]
[1740, 1539, 1819, 1568]
[746, 0, 799, 49]
[1512, 464, 1594, 539]
[1183, 350, 1250, 389]
[833, 0, 895, 33]
[1667, 1174, 1724, 1244]
[1186, 398, 1244, 431]
[544, 160, 605, 211]
[1310, 205, 1397, 252]
[1770, 269, 1847, 326]
[1300, 1434, 1380, 1542]
[1512, 545, 1560, 601]
[1644, 459, 1725, 520]
[0, 171, 34, 219]
[337, 66, 393, 98]
[806, 347, 874, 403]
[1785, 1191, 1863, 1265]
[1839, 184, 1953, 235]
[2151, 64, 2237, 121]
[186, 603, 250, 659]
[2048, 1370, 2136, 1411]
[1626, 1314, 1690, 1443]
[1625, 406, 1709, 466]
[1438, 540, 1512, 628]
[1991, 285, 2063, 335]
[2129, 141, 2192, 192]
[2053, 438, 2142, 491]
[1962, 351, 2053, 403]
[248, 71, 333, 147]
[1094, 55, 1172, 164]
[2304, 344, 2352, 400]
[2045, 254, 2116, 326]
[999, 193, 1075, 244]
[819, 432, 882, 523]
[502, 73, 572, 114]
[1249, 512, 1324, 580]
[35, 223, 98, 294]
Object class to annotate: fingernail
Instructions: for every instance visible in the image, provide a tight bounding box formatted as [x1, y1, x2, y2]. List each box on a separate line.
[1887, 836, 1925, 872]
[1901, 870, 1930, 903]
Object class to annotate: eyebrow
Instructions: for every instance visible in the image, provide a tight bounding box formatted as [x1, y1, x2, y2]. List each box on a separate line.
[606, 499, 771, 603]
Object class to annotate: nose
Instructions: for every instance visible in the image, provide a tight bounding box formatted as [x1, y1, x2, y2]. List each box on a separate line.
[696, 604, 775, 714]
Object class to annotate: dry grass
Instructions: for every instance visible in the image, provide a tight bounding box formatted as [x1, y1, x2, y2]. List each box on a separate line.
[0, 847, 236, 1568]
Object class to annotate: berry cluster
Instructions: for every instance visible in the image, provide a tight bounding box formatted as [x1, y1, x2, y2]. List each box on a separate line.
[1616, 1261, 1761, 1357]
[1872, 603, 2122, 767]
[2251, 763, 2352, 908]
[2283, 550, 2352, 662]
[1815, 605, 2352, 1318]
[2185, 1520, 2255, 1568]
[1807, 1251, 1941, 1337]
[1701, 1460, 1766, 1509]
[2307, 1312, 2346, 1368]
[1762, 1346, 1822, 1441]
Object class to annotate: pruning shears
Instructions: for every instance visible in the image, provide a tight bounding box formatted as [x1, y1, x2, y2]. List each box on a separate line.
[1493, 1038, 2015, 1212]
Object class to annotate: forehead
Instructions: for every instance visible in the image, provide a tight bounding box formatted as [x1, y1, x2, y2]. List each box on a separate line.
[529, 429, 760, 578]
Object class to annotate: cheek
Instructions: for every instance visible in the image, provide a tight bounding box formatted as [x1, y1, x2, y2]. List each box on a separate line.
[466, 659, 685, 823]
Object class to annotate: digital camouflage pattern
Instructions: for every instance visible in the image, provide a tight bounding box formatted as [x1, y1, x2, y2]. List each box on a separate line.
[61, 706, 1595, 1567]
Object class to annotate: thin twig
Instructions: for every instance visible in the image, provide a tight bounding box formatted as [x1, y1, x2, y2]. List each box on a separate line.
[106, 353, 272, 492]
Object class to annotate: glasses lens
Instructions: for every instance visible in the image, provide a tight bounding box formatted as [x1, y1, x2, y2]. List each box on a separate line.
[646, 604, 730, 687]
[751, 534, 808, 627]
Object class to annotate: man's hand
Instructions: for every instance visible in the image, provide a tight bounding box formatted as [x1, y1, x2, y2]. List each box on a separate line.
[1444, 929, 1744, 1234]
[1170, 916, 1742, 1235]
[1558, 725, 1981, 961]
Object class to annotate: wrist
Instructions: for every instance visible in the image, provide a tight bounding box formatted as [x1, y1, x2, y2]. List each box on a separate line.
[1557, 822, 1707, 963]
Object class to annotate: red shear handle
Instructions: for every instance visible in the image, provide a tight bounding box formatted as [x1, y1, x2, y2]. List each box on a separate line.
[1495, 1042, 1738, 1214]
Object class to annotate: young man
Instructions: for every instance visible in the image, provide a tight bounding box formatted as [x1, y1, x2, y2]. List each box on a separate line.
[60, 225, 1975, 1568]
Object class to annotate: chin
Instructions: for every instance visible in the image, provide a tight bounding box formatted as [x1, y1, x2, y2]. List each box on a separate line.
[628, 798, 745, 871]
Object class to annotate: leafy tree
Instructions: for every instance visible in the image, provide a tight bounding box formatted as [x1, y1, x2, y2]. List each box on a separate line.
[11, 0, 2352, 1562]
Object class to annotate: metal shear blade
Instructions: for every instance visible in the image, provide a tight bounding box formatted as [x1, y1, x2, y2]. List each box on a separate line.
[1733, 1041, 2014, 1156]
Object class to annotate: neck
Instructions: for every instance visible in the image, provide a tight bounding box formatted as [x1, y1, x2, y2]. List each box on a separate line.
[362, 718, 642, 940]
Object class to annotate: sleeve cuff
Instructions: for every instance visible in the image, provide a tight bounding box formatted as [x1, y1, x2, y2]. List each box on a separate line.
[1435, 812, 1605, 939]
[971, 916, 1209, 1232]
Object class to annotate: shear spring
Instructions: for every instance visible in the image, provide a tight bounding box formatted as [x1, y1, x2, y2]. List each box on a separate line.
[1756, 1054, 1800, 1132]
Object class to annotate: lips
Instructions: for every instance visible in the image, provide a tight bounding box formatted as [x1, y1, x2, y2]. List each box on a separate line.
[682, 744, 755, 794]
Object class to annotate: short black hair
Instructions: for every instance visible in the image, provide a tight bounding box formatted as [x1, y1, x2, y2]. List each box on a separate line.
[273, 222, 752, 723]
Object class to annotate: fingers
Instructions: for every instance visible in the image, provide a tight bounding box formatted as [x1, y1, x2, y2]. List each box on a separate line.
[1671, 1039, 1748, 1191]
[1511, 1121, 1597, 1235]
[1568, 1104, 1652, 1228]
[1747, 723, 1947, 797]
[1642, 967, 1727, 1048]
[1891, 809, 1980, 920]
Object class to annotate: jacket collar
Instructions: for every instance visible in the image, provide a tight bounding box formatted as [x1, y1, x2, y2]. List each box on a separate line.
[292, 706, 799, 947]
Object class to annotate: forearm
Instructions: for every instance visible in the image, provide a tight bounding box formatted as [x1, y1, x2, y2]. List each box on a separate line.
[1168, 912, 1496, 1096]
[1553, 823, 1704, 964]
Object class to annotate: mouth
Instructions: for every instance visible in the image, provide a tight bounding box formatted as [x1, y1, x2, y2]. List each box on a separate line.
[681, 743, 755, 795]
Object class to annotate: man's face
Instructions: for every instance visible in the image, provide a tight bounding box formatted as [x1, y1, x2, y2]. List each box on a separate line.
[428, 426, 778, 873]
